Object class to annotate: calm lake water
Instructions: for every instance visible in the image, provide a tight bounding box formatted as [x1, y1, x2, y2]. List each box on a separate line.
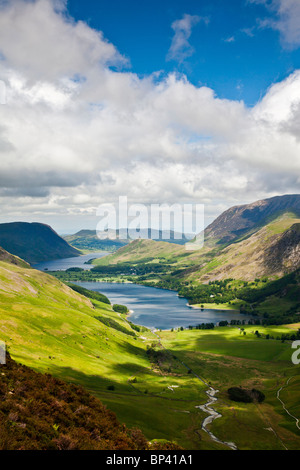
[34, 253, 253, 330]
[33, 252, 109, 271]
[76, 281, 253, 330]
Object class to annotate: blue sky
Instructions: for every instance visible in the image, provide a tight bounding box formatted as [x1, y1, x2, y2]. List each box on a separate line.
[68, 0, 300, 106]
[0, 0, 299, 232]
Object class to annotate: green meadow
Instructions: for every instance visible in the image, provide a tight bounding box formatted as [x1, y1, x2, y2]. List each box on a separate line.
[159, 326, 300, 449]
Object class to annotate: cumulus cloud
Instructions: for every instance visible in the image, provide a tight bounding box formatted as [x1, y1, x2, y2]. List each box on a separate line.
[0, 0, 299, 231]
[250, 0, 300, 48]
[0, 0, 126, 80]
[167, 14, 206, 63]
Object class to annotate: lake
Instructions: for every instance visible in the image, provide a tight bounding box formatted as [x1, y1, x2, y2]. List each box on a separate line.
[34, 253, 253, 330]
[33, 252, 110, 271]
[75, 281, 253, 330]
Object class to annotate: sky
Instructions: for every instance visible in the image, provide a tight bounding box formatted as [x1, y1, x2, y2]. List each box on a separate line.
[0, 0, 299, 233]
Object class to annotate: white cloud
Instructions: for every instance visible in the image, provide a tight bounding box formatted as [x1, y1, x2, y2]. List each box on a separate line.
[0, 0, 126, 81]
[224, 36, 235, 43]
[250, 0, 300, 48]
[167, 14, 206, 63]
[273, 0, 300, 47]
[0, 0, 299, 231]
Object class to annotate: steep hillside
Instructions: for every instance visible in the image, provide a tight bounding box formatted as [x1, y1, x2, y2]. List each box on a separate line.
[190, 214, 300, 283]
[0, 246, 30, 268]
[204, 194, 300, 246]
[0, 222, 81, 264]
[0, 257, 202, 448]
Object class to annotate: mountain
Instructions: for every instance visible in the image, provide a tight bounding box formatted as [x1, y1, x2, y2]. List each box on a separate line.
[92, 195, 300, 283]
[64, 229, 128, 252]
[190, 214, 300, 282]
[204, 194, 300, 247]
[64, 228, 193, 252]
[0, 222, 81, 264]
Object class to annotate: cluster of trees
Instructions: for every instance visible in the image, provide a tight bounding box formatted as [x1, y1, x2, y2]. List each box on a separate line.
[177, 279, 238, 305]
[191, 323, 214, 330]
[172, 323, 215, 331]
[146, 347, 174, 373]
[92, 262, 171, 276]
[237, 270, 299, 304]
[227, 387, 265, 403]
[67, 283, 111, 305]
[112, 304, 129, 314]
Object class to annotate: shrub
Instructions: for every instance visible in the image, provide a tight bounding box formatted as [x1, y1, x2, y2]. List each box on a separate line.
[113, 304, 129, 314]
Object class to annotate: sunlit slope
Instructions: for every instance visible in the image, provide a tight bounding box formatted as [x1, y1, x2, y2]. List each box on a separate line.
[188, 213, 300, 282]
[0, 246, 30, 268]
[0, 259, 149, 387]
[93, 238, 185, 264]
[0, 259, 210, 448]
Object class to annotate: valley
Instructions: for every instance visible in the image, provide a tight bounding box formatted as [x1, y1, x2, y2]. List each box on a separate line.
[1, 195, 300, 450]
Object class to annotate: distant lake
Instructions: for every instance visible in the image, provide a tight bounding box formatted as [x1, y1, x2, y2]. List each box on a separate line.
[33, 252, 109, 271]
[75, 281, 253, 330]
[34, 254, 254, 329]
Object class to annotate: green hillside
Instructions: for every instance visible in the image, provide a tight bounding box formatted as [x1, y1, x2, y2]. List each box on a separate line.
[0, 258, 210, 448]
[64, 229, 128, 252]
[1, 256, 300, 449]
[92, 212, 300, 283]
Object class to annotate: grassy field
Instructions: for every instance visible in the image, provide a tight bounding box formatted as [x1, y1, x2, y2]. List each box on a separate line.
[159, 326, 300, 450]
[191, 302, 242, 311]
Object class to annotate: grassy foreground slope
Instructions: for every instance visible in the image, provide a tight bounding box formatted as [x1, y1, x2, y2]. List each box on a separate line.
[0, 258, 212, 449]
[0, 353, 151, 450]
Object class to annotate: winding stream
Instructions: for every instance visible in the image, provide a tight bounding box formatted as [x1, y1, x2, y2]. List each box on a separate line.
[153, 330, 238, 450]
[196, 388, 237, 450]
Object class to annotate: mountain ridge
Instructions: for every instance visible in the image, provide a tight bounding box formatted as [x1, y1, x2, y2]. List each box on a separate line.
[204, 194, 300, 246]
[92, 195, 300, 283]
[0, 222, 81, 264]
